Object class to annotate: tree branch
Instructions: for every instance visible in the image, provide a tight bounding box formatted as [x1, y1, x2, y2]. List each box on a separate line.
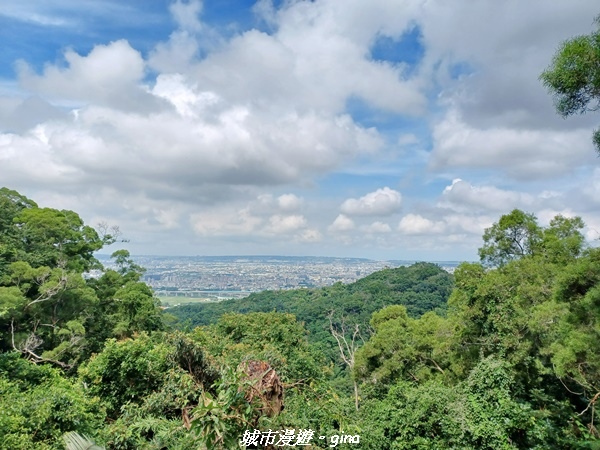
[579, 391, 600, 417]
[25, 270, 69, 309]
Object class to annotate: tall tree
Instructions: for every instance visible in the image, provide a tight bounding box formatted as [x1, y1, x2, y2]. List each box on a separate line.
[540, 15, 600, 153]
[479, 209, 542, 267]
[0, 188, 164, 368]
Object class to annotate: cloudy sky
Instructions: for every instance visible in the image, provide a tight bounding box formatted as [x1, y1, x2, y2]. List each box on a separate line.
[1, 0, 599, 261]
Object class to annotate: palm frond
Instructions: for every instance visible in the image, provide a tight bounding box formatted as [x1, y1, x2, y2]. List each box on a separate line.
[63, 431, 105, 450]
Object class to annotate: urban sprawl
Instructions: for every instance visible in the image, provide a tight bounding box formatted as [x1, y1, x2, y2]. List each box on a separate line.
[98, 255, 460, 306]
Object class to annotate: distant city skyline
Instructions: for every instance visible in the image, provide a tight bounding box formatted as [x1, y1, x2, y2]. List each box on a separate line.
[98, 252, 470, 264]
[100, 254, 460, 303]
[2, 1, 599, 261]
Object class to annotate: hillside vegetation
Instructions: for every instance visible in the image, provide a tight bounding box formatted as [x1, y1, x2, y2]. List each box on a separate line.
[2, 187, 600, 449]
[168, 262, 453, 363]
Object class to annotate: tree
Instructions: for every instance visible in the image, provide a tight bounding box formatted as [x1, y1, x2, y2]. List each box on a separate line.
[0, 188, 165, 368]
[328, 311, 363, 410]
[479, 209, 543, 267]
[542, 215, 585, 264]
[479, 210, 586, 268]
[540, 15, 600, 153]
[548, 248, 600, 432]
[0, 352, 104, 450]
[0, 188, 38, 278]
[354, 305, 452, 391]
[13, 207, 105, 272]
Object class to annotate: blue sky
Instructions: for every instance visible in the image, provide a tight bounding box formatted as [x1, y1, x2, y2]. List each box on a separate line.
[1, 0, 599, 260]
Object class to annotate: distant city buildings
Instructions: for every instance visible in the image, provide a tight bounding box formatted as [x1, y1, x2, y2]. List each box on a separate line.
[97, 255, 461, 303]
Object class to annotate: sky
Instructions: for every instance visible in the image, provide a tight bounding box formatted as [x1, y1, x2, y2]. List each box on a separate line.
[1, 0, 599, 261]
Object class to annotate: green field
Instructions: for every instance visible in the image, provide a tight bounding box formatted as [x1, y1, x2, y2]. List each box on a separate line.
[158, 296, 219, 306]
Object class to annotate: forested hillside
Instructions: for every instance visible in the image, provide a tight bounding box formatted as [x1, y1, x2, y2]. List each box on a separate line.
[2, 187, 600, 449]
[168, 262, 453, 363]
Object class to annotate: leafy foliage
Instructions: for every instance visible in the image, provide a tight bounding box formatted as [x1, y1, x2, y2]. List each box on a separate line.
[169, 262, 454, 367]
[354, 306, 452, 390]
[540, 15, 600, 153]
[2, 187, 600, 449]
[0, 353, 104, 450]
[63, 432, 105, 450]
[479, 209, 543, 266]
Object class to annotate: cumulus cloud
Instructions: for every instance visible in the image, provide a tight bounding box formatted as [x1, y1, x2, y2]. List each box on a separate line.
[152, 74, 220, 119]
[148, 0, 218, 73]
[440, 178, 535, 212]
[328, 214, 355, 232]
[267, 214, 307, 234]
[0, 82, 381, 206]
[17, 40, 162, 112]
[277, 193, 303, 211]
[398, 214, 445, 235]
[429, 111, 595, 179]
[0, 96, 67, 133]
[417, 1, 599, 181]
[3, 0, 600, 259]
[397, 211, 493, 239]
[341, 187, 402, 216]
[179, 0, 427, 115]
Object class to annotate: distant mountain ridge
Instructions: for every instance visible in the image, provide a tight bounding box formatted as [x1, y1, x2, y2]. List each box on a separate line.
[96, 254, 465, 266]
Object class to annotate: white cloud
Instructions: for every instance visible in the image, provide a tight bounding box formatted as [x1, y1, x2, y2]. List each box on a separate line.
[0, 95, 67, 133]
[582, 168, 600, 206]
[429, 110, 595, 180]
[440, 178, 535, 212]
[418, 0, 599, 128]
[297, 228, 323, 243]
[267, 214, 307, 234]
[277, 193, 303, 212]
[17, 40, 159, 112]
[0, 3, 74, 27]
[341, 187, 402, 216]
[416, 1, 599, 181]
[328, 214, 355, 232]
[191, 207, 262, 236]
[398, 214, 445, 235]
[180, 0, 427, 115]
[0, 129, 82, 184]
[3, 0, 600, 260]
[152, 74, 219, 118]
[149, 30, 201, 74]
[442, 213, 492, 236]
[397, 133, 420, 146]
[148, 0, 216, 73]
[0, 81, 382, 202]
[362, 221, 392, 233]
[169, 0, 203, 33]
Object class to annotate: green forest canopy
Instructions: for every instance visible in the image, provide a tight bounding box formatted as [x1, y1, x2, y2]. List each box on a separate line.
[2, 187, 600, 449]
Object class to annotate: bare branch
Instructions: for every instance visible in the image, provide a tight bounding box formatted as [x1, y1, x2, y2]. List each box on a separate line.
[25, 270, 69, 309]
[10, 319, 17, 352]
[328, 310, 362, 411]
[97, 222, 129, 245]
[22, 346, 71, 369]
[427, 357, 445, 375]
[579, 391, 600, 417]
[328, 311, 361, 368]
[17, 332, 72, 369]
